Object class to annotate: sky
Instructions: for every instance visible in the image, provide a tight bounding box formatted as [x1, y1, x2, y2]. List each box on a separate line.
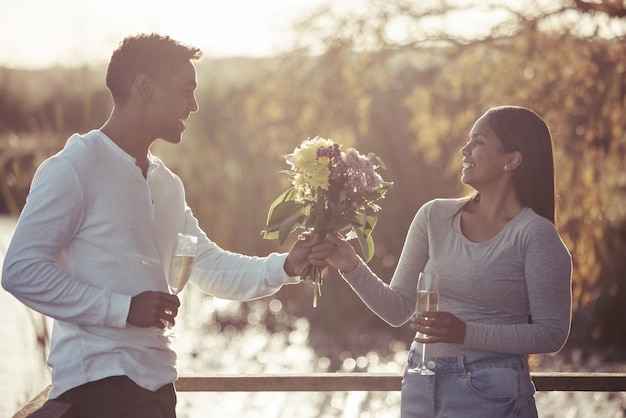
[0, 0, 540, 69]
[1, 0, 620, 70]
[0, 0, 335, 69]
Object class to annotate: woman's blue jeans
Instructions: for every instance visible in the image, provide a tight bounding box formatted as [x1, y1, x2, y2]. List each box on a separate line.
[401, 342, 538, 418]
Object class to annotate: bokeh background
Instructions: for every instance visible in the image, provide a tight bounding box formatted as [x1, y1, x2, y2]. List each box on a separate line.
[1, 0, 625, 416]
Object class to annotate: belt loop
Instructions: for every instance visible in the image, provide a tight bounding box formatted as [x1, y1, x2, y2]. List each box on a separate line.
[457, 355, 468, 377]
[520, 354, 529, 372]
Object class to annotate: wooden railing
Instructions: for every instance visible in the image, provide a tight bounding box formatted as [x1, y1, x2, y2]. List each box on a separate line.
[13, 372, 626, 418]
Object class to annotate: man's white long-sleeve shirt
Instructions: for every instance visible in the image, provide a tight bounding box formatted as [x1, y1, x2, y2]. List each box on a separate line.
[1, 130, 299, 399]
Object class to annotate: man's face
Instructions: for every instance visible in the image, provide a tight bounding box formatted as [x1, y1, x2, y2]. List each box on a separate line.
[146, 61, 199, 144]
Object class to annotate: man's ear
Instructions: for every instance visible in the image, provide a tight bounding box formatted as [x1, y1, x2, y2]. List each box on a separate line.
[135, 73, 153, 102]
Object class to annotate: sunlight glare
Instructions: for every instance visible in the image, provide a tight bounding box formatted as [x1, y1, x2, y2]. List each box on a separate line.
[0, 0, 323, 69]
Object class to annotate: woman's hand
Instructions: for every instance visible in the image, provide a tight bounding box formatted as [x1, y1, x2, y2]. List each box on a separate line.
[310, 233, 360, 274]
[411, 311, 467, 345]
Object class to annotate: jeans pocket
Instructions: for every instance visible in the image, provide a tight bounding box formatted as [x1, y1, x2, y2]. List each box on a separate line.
[467, 367, 519, 402]
[402, 349, 415, 384]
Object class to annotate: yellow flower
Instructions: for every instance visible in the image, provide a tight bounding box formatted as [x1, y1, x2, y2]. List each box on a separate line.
[286, 138, 333, 192]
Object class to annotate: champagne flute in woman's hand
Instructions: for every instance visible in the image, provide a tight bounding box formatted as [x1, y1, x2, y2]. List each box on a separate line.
[411, 272, 440, 375]
[162, 233, 197, 337]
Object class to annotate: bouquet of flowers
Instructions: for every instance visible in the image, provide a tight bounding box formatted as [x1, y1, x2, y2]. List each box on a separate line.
[262, 136, 392, 307]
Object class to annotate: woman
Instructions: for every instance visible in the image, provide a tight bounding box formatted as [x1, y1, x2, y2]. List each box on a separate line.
[311, 106, 572, 417]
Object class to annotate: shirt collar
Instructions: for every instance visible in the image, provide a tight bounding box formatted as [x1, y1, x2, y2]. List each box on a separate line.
[96, 130, 160, 174]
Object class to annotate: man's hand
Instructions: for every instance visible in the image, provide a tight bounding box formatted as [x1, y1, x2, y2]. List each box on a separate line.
[283, 233, 325, 277]
[127, 291, 180, 329]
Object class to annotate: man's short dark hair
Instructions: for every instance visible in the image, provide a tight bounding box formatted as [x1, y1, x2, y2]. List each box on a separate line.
[106, 33, 202, 105]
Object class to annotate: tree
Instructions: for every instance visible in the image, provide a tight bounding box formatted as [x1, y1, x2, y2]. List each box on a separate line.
[241, 0, 626, 350]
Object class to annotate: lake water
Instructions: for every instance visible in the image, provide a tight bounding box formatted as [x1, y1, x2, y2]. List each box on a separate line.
[2, 215, 626, 418]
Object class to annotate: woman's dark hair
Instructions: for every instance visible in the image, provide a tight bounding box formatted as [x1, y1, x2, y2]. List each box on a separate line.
[484, 106, 556, 223]
[106, 33, 202, 106]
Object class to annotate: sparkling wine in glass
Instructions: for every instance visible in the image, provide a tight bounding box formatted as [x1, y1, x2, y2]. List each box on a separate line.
[162, 233, 197, 337]
[412, 272, 440, 375]
[168, 253, 195, 294]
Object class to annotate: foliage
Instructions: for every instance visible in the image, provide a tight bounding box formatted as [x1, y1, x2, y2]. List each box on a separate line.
[278, 0, 626, 348]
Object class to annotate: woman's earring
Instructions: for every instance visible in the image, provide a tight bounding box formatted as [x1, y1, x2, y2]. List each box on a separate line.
[504, 165, 509, 171]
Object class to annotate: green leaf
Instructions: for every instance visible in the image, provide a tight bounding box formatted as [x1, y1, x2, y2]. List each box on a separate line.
[363, 181, 393, 201]
[327, 215, 352, 233]
[262, 229, 281, 241]
[263, 188, 303, 233]
[367, 152, 387, 170]
[363, 206, 378, 229]
[340, 211, 360, 225]
[353, 225, 376, 262]
[350, 209, 377, 237]
[266, 200, 304, 231]
[278, 212, 307, 245]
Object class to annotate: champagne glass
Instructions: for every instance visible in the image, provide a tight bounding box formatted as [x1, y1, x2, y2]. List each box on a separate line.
[162, 233, 198, 337]
[411, 272, 440, 375]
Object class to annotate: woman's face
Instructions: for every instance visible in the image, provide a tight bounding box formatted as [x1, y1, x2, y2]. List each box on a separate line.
[459, 114, 510, 188]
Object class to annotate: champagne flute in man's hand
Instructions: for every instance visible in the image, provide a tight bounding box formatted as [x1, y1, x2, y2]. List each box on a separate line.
[162, 233, 197, 337]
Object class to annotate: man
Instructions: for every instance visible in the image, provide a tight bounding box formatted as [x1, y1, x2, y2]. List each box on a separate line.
[1, 33, 317, 418]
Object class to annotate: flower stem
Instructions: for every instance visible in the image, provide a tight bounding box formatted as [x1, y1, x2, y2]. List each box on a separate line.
[313, 276, 322, 308]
